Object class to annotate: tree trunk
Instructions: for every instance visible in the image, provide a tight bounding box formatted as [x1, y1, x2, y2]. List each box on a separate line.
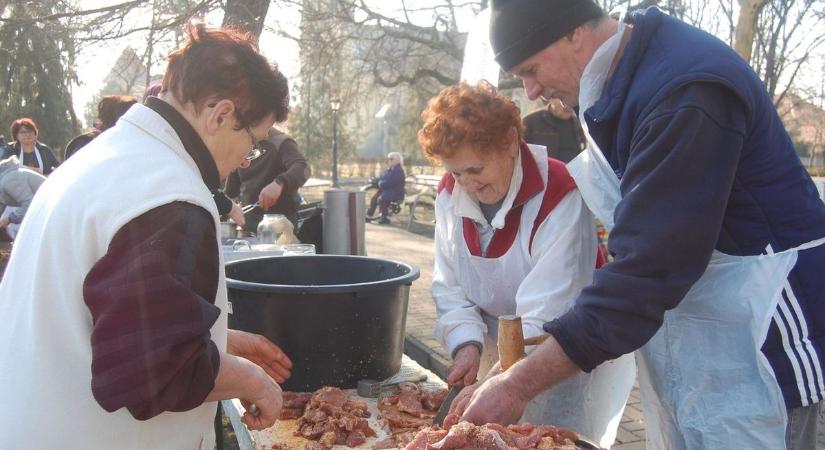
[733, 0, 768, 63]
[222, 0, 270, 42]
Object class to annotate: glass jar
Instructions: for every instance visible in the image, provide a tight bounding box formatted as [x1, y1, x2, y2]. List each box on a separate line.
[282, 243, 316, 255]
[256, 214, 286, 245]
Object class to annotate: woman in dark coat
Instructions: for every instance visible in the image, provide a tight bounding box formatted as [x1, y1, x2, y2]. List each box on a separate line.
[366, 151, 405, 224]
[3, 118, 59, 175]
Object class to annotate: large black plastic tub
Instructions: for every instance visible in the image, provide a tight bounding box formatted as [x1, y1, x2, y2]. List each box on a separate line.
[225, 255, 420, 392]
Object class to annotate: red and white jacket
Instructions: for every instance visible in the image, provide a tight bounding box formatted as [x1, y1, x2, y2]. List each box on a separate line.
[432, 142, 598, 355]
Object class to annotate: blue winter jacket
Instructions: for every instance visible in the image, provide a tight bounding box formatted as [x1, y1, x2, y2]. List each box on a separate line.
[377, 164, 406, 202]
[544, 7, 825, 409]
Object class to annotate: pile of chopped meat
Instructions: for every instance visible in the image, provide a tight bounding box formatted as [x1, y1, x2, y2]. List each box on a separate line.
[401, 418, 587, 450]
[373, 382, 449, 449]
[285, 387, 378, 450]
[280, 392, 314, 420]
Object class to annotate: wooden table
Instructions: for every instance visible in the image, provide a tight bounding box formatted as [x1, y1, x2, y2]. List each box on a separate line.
[221, 355, 446, 450]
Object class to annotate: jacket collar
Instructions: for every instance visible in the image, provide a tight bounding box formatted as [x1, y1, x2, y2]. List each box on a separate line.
[452, 140, 544, 229]
[585, 6, 664, 124]
[144, 97, 221, 191]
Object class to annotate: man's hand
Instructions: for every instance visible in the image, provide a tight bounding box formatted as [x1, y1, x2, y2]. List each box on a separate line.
[0, 217, 9, 229]
[259, 181, 283, 210]
[447, 344, 481, 386]
[449, 361, 502, 416]
[460, 336, 579, 425]
[227, 201, 245, 227]
[461, 370, 530, 425]
[227, 329, 292, 383]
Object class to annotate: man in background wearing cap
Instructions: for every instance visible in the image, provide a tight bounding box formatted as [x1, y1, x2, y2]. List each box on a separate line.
[451, 1, 825, 449]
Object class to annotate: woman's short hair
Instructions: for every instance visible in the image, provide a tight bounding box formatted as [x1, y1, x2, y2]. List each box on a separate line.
[387, 151, 404, 165]
[418, 81, 523, 163]
[162, 22, 290, 130]
[10, 118, 38, 141]
[97, 95, 138, 130]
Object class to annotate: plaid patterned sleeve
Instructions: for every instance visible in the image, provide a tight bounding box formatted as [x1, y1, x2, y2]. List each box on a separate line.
[83, 201, 222, 420]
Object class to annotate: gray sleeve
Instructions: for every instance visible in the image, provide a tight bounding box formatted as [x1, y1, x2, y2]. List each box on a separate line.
[276, 139, 310, 192]
[5, 172, 44, 223]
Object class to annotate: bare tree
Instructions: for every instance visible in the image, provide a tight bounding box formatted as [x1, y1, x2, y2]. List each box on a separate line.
[733, 0, 770, 62]
[222, 0, 270, 40]
[752, 0, 825, 106]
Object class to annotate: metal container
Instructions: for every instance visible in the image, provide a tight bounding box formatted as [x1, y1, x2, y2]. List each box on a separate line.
[220, 221, 238, 240]
[225, 255, 419, 391]
[322, 189, 365, 255]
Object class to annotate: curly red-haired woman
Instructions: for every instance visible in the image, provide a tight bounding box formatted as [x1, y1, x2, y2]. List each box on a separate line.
[418, 81, 634, 446]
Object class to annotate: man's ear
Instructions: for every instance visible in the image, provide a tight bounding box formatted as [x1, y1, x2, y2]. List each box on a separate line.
[566, 25, 586, 52]
[205, 99, 235, 135]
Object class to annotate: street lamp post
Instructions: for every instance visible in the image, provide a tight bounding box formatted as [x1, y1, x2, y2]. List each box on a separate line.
[330, 96, 341, 188]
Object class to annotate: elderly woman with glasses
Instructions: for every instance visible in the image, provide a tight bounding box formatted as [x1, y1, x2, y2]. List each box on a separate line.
[0, 23, 293, 448]
[417, 82, 634, 446]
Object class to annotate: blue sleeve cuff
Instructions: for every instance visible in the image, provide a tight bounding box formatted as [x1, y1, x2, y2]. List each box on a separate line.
[543, 311, 614, 373]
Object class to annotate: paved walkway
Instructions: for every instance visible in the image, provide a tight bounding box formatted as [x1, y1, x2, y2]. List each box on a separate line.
[363, 218, 825, 450]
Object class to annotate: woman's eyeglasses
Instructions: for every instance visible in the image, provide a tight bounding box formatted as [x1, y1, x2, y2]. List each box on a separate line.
[243, 127, 264, 161]
[206, 101, 266, 161]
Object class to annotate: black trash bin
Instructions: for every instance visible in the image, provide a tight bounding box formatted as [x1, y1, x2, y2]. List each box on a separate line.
[225, 255, 420, 392]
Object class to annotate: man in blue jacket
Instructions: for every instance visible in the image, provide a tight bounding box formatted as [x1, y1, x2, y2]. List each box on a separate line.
[452, 1, 825, 449]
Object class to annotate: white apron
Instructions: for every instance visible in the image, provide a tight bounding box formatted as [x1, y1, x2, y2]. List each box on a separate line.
[567, 18, 825, 449]
[19, 146, 44, 174]
[453, 159, 635, 448]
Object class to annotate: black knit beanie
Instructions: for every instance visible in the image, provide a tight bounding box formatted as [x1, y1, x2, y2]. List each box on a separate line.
[490, 0, 604, 71]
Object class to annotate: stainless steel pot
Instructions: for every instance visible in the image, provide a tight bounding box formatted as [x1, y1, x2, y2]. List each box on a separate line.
[220, 221, 238, 240]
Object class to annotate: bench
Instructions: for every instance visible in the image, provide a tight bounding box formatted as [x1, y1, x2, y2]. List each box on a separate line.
[403, 174, 441, 229]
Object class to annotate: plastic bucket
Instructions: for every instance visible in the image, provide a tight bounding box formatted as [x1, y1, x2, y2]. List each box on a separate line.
[225, 255, 420, 391]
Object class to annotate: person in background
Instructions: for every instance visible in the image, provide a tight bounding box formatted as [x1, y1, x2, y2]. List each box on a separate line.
[64, 95, 138, 160]
[0, 23, 293, 449]
[418, 82, 631, 447]
[365, 151, 405, 225]
[0, 156, 46, 240]
[457, 2, 825, 450]
[522, 98, 585, 163]
[225, 127, 310, 232]
[143, 82, 163, 102]
[3, 118, 59, 175]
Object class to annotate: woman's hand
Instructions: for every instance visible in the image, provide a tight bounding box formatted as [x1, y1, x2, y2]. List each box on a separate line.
[206, 353, 283, 430]
[227, 329, 292, 383]
[227, 201, 245, 227]
[240, 365, 283, 430]
[447, 344, 481, 386]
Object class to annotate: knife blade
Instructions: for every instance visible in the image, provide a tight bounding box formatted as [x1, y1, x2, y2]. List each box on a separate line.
[433, 383, 462, 427]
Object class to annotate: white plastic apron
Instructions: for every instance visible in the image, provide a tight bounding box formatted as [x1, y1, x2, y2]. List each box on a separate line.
[453, 173, 635, 448]
[567, 18, 825, 449]
[19, 146, 44, 174]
